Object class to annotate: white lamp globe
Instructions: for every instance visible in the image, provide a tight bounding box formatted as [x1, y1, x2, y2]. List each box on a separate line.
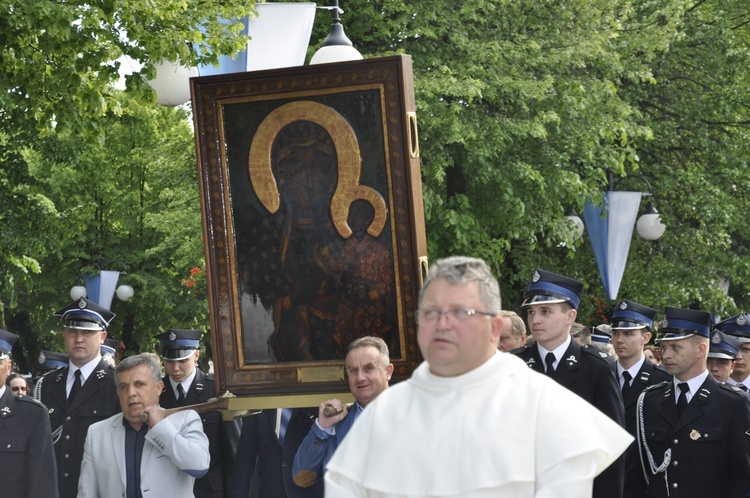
[116, 284, 135, 302]
[636, 203, 665, 241]
[70, 285, 88, 301]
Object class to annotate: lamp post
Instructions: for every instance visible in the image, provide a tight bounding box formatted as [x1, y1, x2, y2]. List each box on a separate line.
[70, 259, 134, 309]
[565, 170, 665, 300]
[310, 1, 363, 64]
[143, 1, 363, 105]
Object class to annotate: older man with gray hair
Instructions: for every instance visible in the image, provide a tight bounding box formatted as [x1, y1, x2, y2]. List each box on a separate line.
[498, 310, 527, 352]
[78, 353, 210, 498]
[325, 256, 632, 497]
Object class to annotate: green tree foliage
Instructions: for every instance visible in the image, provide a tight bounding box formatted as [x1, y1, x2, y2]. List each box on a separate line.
[344, 0, 750, 322]
[17, 95, 207, 371]
[2, 0, 750, 371]
[0, 0, 254, 134]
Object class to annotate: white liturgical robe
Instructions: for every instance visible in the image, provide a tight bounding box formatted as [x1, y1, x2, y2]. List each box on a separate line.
[325, 351, 632, 498]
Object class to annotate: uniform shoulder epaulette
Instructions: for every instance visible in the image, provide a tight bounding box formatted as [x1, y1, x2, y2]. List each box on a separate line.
[643, 380, 670, 393]
[509, 344, 531, 355]
[15, 394, 46, 409]
[581, 344, 611, 362]
[718, 382, 747, 396]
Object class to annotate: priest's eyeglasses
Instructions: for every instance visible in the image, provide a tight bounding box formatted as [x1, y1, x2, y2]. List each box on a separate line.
[416, 308, 496, 326]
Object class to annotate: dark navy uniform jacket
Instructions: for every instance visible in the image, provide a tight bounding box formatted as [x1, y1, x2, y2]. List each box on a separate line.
[161, 368, 241, 498]
[231, 408, 323, 498]
[612, 358, 671, 498]
[638, 374, 750, 498]
[513, 339, 626, 498]
[35, 359, 119, 498]
[0, 389, 59, 498]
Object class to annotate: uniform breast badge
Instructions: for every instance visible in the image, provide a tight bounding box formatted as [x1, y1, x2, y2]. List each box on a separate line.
[689, 429, 702, 441]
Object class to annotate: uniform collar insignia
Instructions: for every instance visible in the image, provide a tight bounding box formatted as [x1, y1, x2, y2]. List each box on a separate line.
[526, 358, 536, 367]
[640, 371, 650, 382]
[0, 406, 10, 417]
[195, 383, 204, 394]
[565, 355, 577, 367]
[598, 351, 608, 358]
[56, 371, 65, 382]
[49, 407, 55, 414]
[95, 368, 106, 380]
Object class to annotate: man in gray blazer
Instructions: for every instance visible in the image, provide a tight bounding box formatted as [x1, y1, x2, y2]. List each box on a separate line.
[77, 353, 210, 498]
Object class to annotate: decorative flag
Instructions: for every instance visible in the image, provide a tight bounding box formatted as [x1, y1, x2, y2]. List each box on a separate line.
[83, 270, 121, 310]
[583, 191, 642, 300]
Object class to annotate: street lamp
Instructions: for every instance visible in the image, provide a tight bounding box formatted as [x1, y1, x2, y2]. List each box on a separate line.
[310, 1, 363, 64]
[69, 259, 135, 309]
[564, 170, 665, 300]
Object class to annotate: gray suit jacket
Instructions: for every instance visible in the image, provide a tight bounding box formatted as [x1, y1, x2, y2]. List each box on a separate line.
[77, 411, 210, 498]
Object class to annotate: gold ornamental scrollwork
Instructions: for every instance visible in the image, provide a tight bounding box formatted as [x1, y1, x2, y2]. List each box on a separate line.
[248, 100, 387, 238]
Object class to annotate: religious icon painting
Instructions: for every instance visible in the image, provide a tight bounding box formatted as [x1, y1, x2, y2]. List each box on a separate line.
[192, 55, 426, 401]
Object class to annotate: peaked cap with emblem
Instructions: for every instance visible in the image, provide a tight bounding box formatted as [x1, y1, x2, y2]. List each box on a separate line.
[155, 329, 202, 360]
[0, 329, 18, 360]
[708, 330, 742, 360]
[33, 350, 69, 380]
[609, 299, 658, 330]
[657, 307, 712, 341]
[591, 324, 612, 343]
[54, 297, 115, 331]
[714, 313, 750, 343]
[101, 337, 119, 357]
[522, 269, 584, 310]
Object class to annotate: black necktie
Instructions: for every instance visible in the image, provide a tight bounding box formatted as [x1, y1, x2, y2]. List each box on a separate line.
[545, 352, 556, 376]
[738, 383, 749, 393]
[177, 384, 186, 407]
[622, 371, 632, 398]
[278, 408, 292, 445]
[676, 383, 689, 416]
[68, 369, 82, 403]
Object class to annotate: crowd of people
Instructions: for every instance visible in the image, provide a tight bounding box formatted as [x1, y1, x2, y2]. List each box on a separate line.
[3, 256, 750, 497]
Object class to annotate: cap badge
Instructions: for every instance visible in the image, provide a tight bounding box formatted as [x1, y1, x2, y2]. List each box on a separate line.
[169, 331, 177, 341]
[78, 298, 87, 309]
[532, 270, 540, 283]
[737, 315, 747, 326]
[619, 301, 628, 310]
[38, 352, 46, 365]
[712, 332, 722, 344]
[689, 429, 702, 441]
[662, 319, 669, 328]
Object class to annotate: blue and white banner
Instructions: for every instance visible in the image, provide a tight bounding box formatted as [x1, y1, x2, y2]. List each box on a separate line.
[583, 191, 642, 300]
[83, 270, 121, 310]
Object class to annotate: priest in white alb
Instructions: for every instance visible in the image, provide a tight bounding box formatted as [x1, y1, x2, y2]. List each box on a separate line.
[324, 256, 633, 498]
